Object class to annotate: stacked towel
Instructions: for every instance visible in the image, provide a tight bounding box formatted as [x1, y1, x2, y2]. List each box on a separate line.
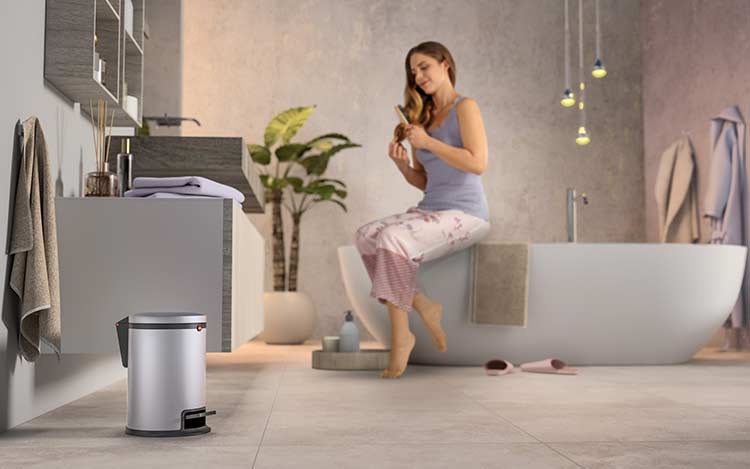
[470, 243, 529, 327]
[124, 176, 245, 204]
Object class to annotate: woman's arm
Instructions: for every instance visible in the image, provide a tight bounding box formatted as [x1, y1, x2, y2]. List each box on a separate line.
[388, 140, 427, 190]
[414, 98, 488, 175]
[402, 149, 427, 190]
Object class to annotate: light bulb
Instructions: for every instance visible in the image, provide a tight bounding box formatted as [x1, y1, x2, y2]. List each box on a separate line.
[560, 88, 576, 107]
[576, 126, 591, 145]
[592, 58, 607, 78]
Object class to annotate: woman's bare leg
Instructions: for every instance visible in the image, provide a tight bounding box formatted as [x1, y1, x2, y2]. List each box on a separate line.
[412, 292, 447, 352]
[381, 302, 416, 378]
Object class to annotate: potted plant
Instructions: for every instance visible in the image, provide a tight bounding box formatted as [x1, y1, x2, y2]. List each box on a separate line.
[248, 106, 360, 344]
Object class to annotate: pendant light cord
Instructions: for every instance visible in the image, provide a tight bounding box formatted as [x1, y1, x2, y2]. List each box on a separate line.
[595, 0, 602, 59]
[564, 0, 570, 89]
[578, 0, 586, 126]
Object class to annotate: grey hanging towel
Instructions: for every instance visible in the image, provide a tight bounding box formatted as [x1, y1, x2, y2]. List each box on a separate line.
[9, 117, 61, 361]
[470, 243, 529, 327]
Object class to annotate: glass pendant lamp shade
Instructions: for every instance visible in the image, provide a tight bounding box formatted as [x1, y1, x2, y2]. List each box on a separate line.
[592, 58, 607, 78]
[561, 88, 576, 107]
[576, 126, 591, 145]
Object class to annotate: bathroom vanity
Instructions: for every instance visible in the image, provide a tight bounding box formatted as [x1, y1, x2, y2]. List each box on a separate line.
[55, 197, 264, 353]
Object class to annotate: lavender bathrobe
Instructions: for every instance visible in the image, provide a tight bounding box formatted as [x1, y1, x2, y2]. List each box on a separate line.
[704, 105, 747, 328]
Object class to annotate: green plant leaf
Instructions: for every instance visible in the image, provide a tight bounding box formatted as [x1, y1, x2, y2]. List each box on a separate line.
[313, 197, 347, 212]
[306, 184, 336, 199]
[298, 154, 329, 175]
[306, 133, 351, 145]
[298, 143, 361, 176]
[317, 178, 347, 188]
[323, 142, 361, 158]
[309, 139, 333, 152]
[276, 143, 310, 162]
[264, 106, 316, 148]
[260, 174, 287, 189]
[286, 177, 304, 191]
[248, 144, 271, 165]
[306, 133, 351, 152]
[334, 189, 347, 198]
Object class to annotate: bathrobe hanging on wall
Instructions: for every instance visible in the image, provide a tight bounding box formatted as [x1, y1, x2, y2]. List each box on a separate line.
[654, 135, 700, 243]
[704, 105, 747, 329]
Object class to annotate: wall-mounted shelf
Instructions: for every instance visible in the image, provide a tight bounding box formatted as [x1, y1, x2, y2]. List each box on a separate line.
[44, 0, 144, 127]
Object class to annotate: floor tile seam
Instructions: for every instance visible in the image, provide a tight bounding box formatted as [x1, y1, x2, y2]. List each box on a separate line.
[457, 390, 585, 468]
[252, 441, 609, 447]
[471, 401, 750, 412]
[548, 439, 750, 445]
[251, 362, 287, 469]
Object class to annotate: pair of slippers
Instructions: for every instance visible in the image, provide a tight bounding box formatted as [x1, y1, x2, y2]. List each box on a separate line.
[484, 358, 578, 376]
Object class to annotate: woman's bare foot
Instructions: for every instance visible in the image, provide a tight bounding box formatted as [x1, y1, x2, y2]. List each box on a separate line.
[413, 292, 447, 352]
[381, 332, 416, 378]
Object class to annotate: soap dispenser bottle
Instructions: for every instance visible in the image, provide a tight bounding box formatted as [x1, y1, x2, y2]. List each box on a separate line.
[339, 311, 360, 352]
[116, 138, 134, 197]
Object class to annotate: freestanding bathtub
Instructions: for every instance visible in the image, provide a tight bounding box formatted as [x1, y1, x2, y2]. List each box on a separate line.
[338, 243, 747, 365]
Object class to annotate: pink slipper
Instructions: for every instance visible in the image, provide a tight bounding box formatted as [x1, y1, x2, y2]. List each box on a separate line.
[484, 359, 514, 376]
[520, 358, 578, 375]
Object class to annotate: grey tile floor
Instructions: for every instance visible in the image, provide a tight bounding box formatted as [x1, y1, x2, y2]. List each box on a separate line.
[1, 342, 750, 468]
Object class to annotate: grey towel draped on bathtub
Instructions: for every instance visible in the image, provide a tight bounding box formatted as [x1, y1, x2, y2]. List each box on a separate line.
[470, 243, 529, 327]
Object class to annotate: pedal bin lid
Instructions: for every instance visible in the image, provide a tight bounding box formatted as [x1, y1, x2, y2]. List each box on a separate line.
[130, 312, 207, 325]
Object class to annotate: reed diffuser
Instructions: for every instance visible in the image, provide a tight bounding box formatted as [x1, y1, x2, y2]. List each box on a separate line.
[85, 99, 118, 197]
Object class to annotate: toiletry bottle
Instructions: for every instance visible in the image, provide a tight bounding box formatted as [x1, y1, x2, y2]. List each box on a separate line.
[116, 138, 134, 196]
[339, 311, 360, 352]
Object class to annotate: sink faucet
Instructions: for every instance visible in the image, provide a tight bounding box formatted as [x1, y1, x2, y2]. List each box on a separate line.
[567, 188, 589, 243]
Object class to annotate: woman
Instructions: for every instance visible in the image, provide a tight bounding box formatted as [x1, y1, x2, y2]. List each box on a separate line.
[355, 41, 491, 378]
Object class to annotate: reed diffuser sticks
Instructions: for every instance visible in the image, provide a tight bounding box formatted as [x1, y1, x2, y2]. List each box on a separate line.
[88, 98, 117, 173]
[85, 99, 118, 196]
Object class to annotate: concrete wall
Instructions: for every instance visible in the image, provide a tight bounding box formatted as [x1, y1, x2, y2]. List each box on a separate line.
[0, 1, 124, 432]
[142, 0, 183, 137]
[642, 0, 750, 242]
[180, 0, 645, 338]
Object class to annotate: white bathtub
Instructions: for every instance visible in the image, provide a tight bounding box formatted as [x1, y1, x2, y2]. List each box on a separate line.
[338, 243, 747, 365]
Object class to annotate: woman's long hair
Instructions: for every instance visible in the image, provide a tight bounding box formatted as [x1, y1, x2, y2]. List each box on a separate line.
[394, 41, 457, 142]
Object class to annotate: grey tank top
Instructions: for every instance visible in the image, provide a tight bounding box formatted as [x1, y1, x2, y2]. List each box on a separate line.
[415, 96, 490, 221]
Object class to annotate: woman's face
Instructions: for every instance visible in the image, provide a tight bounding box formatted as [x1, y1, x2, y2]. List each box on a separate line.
[409, 52, 449, 95]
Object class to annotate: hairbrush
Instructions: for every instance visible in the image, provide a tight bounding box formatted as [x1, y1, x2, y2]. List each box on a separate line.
[394, 105, 410, 124]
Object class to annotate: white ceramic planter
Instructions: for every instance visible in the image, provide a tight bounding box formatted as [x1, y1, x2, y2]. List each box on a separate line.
[262, 291, 317, 344]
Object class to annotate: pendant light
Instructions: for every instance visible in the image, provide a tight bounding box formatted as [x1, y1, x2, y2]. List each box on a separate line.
[560, 0, 576, 107]
[591, 0, 607, 78]
[575, 0, 591, 145]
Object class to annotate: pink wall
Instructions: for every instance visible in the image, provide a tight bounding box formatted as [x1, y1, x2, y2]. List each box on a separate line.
[642, 0, 750, 242]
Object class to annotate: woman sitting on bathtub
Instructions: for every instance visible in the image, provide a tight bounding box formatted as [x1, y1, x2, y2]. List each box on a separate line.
[355, 41, 490, 378]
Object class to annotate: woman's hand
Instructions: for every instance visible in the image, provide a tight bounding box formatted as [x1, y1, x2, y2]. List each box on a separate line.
[388, 139, 410, 173]
[406, 124, 431, 150]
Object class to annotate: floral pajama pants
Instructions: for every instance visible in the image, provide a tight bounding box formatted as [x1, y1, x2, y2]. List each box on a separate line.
[354, 207, 491, 312]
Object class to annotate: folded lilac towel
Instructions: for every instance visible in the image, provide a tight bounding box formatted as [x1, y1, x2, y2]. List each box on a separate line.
[125, 176, 245, 204]
[143, 192, 214, 199]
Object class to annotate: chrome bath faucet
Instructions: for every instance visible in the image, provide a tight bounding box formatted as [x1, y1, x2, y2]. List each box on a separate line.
[567, 188, 589, 243]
